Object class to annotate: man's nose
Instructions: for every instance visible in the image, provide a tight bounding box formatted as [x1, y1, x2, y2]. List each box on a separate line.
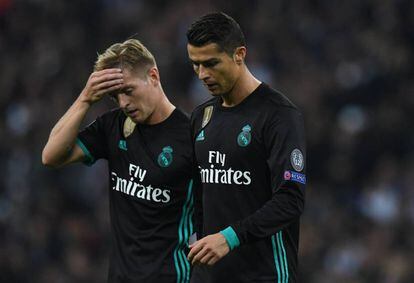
[198, 65, 209, 80]
[118, 94, 129, 109]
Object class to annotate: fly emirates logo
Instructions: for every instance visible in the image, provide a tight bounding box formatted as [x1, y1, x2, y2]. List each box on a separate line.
[199, 151, 251, 185]
[111, 163, 171, 203]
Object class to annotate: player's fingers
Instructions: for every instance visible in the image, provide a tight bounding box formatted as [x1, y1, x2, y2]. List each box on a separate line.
[94, 78, 124, 91]
[94, 83, 123, 98]
[91, 68, 122, 78]
[91, 73, 124, 86]
[206, 255, 219, 266]
[191, 247, 210, 265]
[188, 242, 204, 261]
[198, 252, 214, 265]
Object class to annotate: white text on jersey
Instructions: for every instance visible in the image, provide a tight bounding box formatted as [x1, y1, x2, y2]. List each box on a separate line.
[129, 163, 147, 182]
[111, 163, 171, 203]
[199, 151, 251, 186]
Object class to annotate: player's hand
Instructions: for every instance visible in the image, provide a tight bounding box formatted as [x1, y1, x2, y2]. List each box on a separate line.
[79, 68, 124, 105]
[187, 233, 230, 266]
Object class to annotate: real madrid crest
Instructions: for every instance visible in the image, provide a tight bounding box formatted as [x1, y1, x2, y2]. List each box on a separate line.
[158, 146, 173, 167]
[237, 124, 252, 147]
[123, 117, 136, 138]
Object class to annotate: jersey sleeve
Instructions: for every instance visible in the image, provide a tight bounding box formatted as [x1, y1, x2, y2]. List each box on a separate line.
[225, 107, 306, 247]
[77, 115, 109, 165]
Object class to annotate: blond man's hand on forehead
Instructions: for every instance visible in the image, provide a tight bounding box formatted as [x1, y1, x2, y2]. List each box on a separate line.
[79, 68, 124, 105]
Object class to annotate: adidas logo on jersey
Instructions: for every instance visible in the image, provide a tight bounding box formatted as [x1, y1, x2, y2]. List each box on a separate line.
[196, 130, 205, 141]
[118, 140, 127, 151]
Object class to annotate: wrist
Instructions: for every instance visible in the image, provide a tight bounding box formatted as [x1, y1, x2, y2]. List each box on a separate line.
[219, 226, 240, 251]
[75, 95, 93, 109]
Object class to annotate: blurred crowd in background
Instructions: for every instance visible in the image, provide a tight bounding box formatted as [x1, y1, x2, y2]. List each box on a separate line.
[0, 0, 413, 282]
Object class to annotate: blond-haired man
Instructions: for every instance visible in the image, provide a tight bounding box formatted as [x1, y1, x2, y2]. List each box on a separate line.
[42, 39, 194, 282]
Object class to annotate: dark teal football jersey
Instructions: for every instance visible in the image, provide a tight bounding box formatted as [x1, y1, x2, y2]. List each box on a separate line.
[78, 109, 194, 283]
[190, 83, 306, 283]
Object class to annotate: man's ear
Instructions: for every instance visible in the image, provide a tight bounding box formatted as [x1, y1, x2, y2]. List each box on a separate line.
[233, 47, 246, 65]
[147, 67, 160, 86]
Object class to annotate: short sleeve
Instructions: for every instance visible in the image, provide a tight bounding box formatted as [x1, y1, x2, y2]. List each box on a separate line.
[77, 116, 109, 165]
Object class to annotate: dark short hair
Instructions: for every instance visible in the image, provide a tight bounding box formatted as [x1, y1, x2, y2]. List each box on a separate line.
[186, 12, 246, 55]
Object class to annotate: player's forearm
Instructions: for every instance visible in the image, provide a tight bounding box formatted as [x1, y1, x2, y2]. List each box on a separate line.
[223, 185, 305, 247]
[42, 98, 90, 167]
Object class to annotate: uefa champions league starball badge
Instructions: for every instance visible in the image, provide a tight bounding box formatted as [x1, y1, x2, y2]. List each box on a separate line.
[158, 146, 173, 167]
[290, 148, 304, 172]
[237, 125, 252, 147]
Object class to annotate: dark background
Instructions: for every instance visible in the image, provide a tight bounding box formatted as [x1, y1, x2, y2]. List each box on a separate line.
[0, 0, 413, 282]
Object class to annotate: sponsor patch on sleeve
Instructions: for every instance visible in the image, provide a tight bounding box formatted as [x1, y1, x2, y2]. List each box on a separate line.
[284, 170, 306, 184]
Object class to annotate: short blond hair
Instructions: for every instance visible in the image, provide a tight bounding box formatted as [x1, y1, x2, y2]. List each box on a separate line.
[94, 39, 156, 75]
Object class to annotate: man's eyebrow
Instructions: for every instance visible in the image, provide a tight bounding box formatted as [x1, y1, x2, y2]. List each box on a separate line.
[117, 84, 133, 92]
[190, 58, 220, 65]
[122, 84, 133, 89]
[108, 84, 133, 96]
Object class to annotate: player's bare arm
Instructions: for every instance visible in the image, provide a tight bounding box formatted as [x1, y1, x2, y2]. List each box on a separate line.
[42, 68, 123, 168]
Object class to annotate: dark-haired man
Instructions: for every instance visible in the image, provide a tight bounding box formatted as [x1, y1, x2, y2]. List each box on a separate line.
[187, 12, 306, 283]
